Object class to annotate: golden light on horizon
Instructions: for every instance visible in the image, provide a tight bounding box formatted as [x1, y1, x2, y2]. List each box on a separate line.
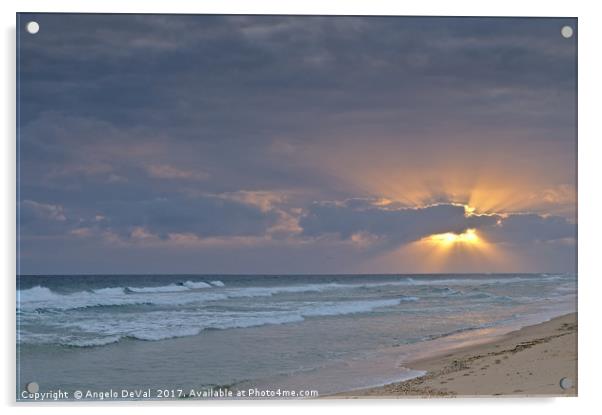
[302, 137, 569, 273]
[408, 227, 507, 272]
[426, 228, 480, 247]
[364, 226, 513, 274]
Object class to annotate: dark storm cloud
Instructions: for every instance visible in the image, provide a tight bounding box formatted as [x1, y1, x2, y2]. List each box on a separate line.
[301, 201, 499, 243]
[485, 213, 576, 243]
[97, 195, 279, 239]
[19, 193, 282, 242]
[19, 14, 576, 136]
[20, 189, 575, 249]
[17, 14, 577, 273]
[299, 200, 575, 246]
[18, 15, 576, 193]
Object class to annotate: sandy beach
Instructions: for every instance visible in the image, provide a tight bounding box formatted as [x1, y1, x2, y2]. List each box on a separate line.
[336, 313, 577, 398]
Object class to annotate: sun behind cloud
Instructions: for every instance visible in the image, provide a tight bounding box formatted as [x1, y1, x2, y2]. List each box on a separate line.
[414, 226, 508, 272]
[425, 228, 480, 247]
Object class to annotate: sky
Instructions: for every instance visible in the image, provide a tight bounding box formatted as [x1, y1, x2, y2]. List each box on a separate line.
[17, 14, 577, 275]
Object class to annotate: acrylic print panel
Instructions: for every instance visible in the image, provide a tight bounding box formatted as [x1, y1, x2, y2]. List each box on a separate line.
[16, 14, 577, 401]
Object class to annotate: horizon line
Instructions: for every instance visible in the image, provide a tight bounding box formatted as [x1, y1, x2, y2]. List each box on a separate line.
[17, 272, 573, 277]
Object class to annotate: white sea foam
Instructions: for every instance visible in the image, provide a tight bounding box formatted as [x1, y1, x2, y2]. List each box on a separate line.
[183, 281, 212, 289]
[17, 283, 339, 312]
[17, 275, 547, 313]
[20, 297, 409, 346]
[18, 281, 230, 312]
[127, 284, 191, 293]
[129, 327, 203, 341]
[92, 287, 126, 295]
[17, 276, 560, 312]
[18, 286, 60, 302]
[18, 286, 152, 311]
[62, 335, 123, 348]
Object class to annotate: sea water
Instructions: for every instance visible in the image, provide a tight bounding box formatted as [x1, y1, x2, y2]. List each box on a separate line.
[16, 273, 576, 399]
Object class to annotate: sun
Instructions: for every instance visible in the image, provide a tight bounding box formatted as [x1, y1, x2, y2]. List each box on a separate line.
[409, 227, 502, 271]
[426, 228, 480, 247]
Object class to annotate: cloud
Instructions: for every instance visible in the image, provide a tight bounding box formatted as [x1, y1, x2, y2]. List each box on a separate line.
[95, 194, 282, 241]
[20, 200, 67, 222]
[301, 200, 499, 244]
[19, 200, 70, 237]
[16, 14, 577, 273]
[299, 199, 575, 247]
[216, 190, 286, 212]
[92, 191, 305, 244]
[485, 213, 576, 244]
[22, 193, 576, 254]
[146, 164, 209, 181]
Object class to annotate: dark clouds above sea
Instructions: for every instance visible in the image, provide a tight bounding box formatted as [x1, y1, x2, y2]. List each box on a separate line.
[17, 14, 577, 274]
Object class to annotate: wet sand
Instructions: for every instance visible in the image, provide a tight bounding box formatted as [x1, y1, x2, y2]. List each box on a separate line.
[334, 313, 577, 398]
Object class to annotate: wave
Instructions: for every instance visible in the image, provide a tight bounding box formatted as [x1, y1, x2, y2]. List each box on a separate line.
[126, 284, 190, 293]
[61, 335, 123, 348]
[92, 287, 127, 295]
[17, 281, 228, 312]
[21, 297, 408, 347]
[17, 274, 552, 312]
[18, 286, 158, 312]
[127, 279, 219, 293]
[184, 281, 211, 289]
[18, 281, 348, 312]
[18, 286, 60, 301]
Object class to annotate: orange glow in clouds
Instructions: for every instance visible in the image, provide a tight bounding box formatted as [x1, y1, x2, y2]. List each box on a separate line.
[364, 225, 510, 273]
[425, 228, 480, 247]
[416, 227, 505, 271]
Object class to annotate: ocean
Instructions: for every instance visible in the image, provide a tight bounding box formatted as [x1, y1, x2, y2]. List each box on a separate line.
[16, 273, 576, 400]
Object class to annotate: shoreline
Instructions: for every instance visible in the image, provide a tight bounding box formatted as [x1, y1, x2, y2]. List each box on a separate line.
[331, 312, 577, 398]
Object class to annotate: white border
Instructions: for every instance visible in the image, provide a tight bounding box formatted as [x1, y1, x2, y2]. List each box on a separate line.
[2, 1, 602, 413]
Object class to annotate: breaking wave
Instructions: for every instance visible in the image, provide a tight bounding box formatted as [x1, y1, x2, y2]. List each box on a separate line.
[22, 297, 408, 347]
